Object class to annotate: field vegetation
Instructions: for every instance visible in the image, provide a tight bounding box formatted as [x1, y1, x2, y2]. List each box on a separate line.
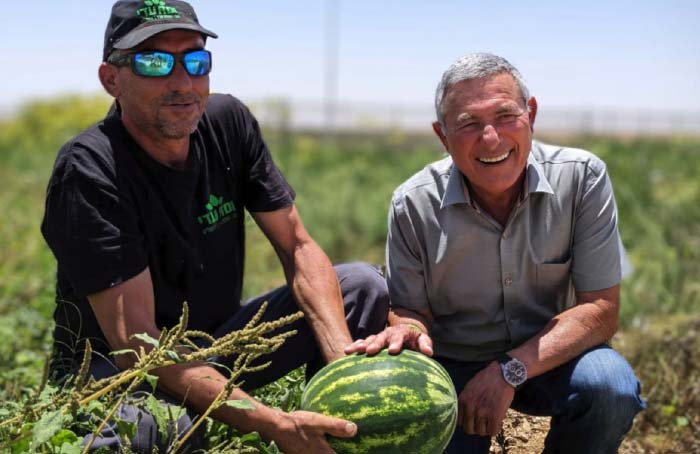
[0, 95, 698, 452]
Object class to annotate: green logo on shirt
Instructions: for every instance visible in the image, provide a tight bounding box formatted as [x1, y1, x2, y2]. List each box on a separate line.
[136, 0, 181, 21]
[198, 194, 236, 234]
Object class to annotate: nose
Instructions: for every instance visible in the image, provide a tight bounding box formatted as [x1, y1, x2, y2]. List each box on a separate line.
[166, 61, 193, 93]
[481, 124, 500, 150]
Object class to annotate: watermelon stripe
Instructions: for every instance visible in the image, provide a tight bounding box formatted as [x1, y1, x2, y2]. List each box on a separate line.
[301, 349, 457, 454]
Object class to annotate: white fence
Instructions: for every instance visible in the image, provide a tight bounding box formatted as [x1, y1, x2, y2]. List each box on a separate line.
[249, 99, 700, 136]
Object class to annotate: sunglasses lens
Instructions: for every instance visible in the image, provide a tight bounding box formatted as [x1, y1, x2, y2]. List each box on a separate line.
[133, 52, 175, 77]
[183, 50, 212, 76]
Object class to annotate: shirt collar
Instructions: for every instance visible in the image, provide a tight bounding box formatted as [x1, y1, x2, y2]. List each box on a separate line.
[441, 163, 468, 209]
[525, 151, 555, 196]
[440, 149, 554, 210]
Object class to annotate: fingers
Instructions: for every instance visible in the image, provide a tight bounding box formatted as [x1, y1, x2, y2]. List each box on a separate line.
[299, 411, 357, 439]
[345, 333, 384, 356]
[416, 333, 434, 356]
[322, 417, 358, 439]
[344, 326, 435, 358]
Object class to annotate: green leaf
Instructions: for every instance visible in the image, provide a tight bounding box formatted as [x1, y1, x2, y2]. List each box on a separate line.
[264, 440, 281, 454]
[661, 404, 676, 416]
[11, 437, 30, 454]
[57, 440, 82, 454]
[132, 333, 159, 348]
[142, 372, 159, 391]
[222, 399, 256, 411]
[10, 423, 32, 454]
[239, 431, 263, 444]
[115, 417, 137, 441]
[32, 409, 68, 446]
[50, 429, 79, 446]
[145, 395, 170, 444]
[82, 399, 106, 418]
[38, 383, 59, 401]
[675, 416, 689, 427]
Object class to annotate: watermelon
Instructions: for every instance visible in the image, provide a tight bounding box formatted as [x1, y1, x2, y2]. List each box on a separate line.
[300, 349, 457, 454]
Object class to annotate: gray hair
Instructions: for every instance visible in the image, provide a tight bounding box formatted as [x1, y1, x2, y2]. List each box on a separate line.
[434, 53, 530, 127]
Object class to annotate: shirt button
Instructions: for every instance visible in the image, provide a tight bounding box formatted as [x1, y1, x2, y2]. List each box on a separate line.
[504, 276, 513, 286]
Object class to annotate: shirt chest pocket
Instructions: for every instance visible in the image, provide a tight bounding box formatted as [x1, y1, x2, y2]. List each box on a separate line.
[536, 257, 573, 308]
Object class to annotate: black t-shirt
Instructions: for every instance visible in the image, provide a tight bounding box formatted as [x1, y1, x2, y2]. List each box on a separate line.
[41, 94, 295, 376]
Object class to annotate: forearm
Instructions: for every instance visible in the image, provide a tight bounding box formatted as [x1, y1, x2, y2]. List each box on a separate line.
[286, 239, 351, 362]
[153, 361, 287, 439]
[508, 290, 619, 379]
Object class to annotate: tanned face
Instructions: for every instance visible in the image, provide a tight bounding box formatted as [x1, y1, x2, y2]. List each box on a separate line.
[434, 73, 537, 206]
[111, 29, 209, 141]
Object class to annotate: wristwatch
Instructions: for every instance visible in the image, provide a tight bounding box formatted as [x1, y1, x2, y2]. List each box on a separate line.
[497, 353, 527, 389]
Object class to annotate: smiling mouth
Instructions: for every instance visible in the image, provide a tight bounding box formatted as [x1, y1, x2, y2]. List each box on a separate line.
[477, 149, 512, 164]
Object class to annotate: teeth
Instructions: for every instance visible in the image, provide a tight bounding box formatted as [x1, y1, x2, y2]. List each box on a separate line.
[478, 151, 510, 163]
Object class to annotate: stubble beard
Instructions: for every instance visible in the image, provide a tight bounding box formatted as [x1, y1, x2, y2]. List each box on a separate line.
[155, 93, 204, 139]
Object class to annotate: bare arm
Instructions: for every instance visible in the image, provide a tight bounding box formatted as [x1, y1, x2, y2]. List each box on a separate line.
[508, 284, 619, 378]
[252, 205, 352, 362]
[88, 267, 355, 454]
[460, 285, 620, 436]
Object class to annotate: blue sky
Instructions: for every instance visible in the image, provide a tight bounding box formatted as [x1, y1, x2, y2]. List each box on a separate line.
[2, 0, 699, 114]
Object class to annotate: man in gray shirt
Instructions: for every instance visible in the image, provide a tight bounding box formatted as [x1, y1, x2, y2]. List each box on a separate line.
[346, 53, 645, 453]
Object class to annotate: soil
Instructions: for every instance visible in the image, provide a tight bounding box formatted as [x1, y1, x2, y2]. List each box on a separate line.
[488, 410, 650, 454]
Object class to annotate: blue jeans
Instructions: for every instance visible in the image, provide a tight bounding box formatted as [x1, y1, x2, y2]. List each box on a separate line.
[437, 345, 646, 454]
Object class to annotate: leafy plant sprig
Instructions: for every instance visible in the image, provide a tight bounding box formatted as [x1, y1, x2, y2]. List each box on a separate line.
[0, 301, 303, 453]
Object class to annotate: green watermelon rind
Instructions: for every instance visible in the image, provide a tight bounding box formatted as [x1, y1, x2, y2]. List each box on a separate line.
[301, 349, 458, 454]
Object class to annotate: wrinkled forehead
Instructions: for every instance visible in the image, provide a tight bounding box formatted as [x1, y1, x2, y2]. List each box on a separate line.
[443, 74, 526, 114]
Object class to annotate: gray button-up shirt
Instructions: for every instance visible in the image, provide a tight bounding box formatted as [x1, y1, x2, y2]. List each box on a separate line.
[387, 141, 622, 361]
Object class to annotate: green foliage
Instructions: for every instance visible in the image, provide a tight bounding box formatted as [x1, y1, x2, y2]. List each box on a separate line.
[580, 137, 700, 324]
[0, 302, 301, 453]
[616, 315, 700, 452]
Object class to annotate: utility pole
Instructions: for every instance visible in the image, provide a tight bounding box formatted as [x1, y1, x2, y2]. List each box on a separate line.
[324, 0, 340, 145]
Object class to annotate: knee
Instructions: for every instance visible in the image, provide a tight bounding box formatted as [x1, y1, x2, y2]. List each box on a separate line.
[335, 262, 389, 335]
[336, 262, 388, 304]
[571, 348, 645, 425]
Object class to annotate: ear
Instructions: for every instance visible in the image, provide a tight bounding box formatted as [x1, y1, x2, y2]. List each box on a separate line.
[98, 62, 120, 98]
[527, 97, 538, 132]
[432, 121, 449, 152]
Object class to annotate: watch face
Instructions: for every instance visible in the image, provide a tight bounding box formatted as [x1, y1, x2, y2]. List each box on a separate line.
[502, 359, 527, 387]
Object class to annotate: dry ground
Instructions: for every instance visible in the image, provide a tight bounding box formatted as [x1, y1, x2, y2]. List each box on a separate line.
[488, 410, 654, 454]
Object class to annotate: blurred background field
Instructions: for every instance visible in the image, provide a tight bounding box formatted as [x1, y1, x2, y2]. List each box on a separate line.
[0, 95, 698, 451]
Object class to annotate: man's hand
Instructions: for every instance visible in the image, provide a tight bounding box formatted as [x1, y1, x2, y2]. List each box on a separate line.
[458, 362, 514, 437]
[344, 324, 433, 357]
[269, 410, 357, 454]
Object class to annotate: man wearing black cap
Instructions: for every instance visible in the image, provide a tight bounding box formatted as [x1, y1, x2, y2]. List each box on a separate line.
[41, 1, 388, 452]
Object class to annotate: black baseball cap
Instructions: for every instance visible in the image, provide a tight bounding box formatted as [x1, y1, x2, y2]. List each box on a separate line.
[103, 0, 218, 61]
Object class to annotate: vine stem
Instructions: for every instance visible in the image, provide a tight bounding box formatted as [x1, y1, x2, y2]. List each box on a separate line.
[81, 375, 141, 453]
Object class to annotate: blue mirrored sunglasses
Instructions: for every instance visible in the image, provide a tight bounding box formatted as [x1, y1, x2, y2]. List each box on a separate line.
[108, 49, 212, 77]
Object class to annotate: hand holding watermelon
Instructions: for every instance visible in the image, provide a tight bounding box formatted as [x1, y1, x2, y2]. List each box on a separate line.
[263, 409, 358, 454]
